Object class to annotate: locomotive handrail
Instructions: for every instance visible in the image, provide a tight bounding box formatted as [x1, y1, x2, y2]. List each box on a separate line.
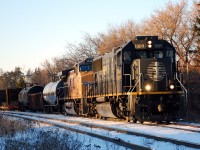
[128, 73, 142, 93]
[56, 86, 67, 104]
[58, 85, 71, 100]
[82, 83, 93, 97]
[176, 73, 188, 108]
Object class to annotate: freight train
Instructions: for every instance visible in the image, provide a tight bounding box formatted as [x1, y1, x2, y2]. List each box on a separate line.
[1, 36, 187, 123]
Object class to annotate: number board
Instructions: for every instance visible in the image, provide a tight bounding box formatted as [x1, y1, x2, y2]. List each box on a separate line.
[135, 43, 146, 49]
[154, 44, 163, 49]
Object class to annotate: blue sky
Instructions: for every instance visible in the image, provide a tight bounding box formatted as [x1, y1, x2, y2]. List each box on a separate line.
[0, 0, 186, 72]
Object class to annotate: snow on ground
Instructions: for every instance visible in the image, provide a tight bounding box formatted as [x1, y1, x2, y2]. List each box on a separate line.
[11, 111, 200, 144]
[0, 118, 128, 150]
[1, 111, 200, 150]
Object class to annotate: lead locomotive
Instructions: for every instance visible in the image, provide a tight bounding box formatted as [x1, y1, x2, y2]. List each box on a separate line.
[18, 36, 187, 123]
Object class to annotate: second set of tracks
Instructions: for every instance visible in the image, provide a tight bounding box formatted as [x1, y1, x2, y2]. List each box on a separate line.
[2, 111, 200, 150]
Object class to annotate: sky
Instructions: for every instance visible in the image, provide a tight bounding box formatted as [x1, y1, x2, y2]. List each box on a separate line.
[0, 0, 188, 72]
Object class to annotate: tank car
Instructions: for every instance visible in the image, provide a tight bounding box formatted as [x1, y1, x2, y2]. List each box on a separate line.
[28, 86, 44, 111]
[83, 36, 186, 123]
[18, 85, 43, 111]
[43, 80, 64, 112]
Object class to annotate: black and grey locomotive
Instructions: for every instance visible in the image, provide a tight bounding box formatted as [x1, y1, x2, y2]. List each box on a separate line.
[79, 36, 186, 123]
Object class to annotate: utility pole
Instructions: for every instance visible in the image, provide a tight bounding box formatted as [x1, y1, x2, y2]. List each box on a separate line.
[186, 51, 190, 94]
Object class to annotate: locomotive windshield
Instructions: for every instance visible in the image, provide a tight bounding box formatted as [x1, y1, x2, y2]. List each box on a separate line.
[79, 64, 92, 71]
[135, 47, 174, 62]
[136, 50, 163, 59]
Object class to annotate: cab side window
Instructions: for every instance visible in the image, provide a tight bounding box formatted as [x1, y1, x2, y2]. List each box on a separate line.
[117, 52, 121, 66]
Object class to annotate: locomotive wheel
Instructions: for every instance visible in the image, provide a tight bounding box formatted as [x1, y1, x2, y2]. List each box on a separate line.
[133, 118, 137, 123]
[101, 116, 107, 120]
[95, 114, 101, 119]
[156, 121, 162, 124]
[137, 117, 143, 124]
[133, 117, 137, 123]
[126, 117, 130, 122]
[139, 120, 144, 124]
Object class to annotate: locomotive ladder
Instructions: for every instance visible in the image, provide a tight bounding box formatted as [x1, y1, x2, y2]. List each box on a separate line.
[127, 73, 142, 118]
[127, 73, 143, 93]
[80, 83, 93, 115]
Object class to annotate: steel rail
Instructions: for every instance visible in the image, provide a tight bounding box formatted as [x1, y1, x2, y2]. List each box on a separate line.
[3, 112, 150, 150]
[3, 111, 200, 149]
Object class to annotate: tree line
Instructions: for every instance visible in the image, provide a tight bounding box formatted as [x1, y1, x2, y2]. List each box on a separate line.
[0, 0, 199, 92]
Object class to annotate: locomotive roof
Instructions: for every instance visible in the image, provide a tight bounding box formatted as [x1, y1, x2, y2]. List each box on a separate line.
[57, 68, 73, 77]
[93, 40, 133, 61]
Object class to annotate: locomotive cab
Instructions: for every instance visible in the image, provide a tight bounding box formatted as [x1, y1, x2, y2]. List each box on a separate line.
[132, 36, 176, 92]
[129, 36, 185, 123]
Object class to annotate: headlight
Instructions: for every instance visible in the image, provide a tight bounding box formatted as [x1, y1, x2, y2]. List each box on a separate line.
[147, 41, 152, 48]
[147, 41, 152, 44]
[169, 84, 175, 90]
[145, 84, 151, 91]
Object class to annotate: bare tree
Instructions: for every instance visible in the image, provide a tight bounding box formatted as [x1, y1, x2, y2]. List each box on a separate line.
[97, 20, 138, 54]
[41, 59, 57, 82]
[138, 0, 197, 66]
[65, 34, 100, 64]
[64, 20, 138, 59]
[192, 1, 200, 66]
[189, 1, 200, 93]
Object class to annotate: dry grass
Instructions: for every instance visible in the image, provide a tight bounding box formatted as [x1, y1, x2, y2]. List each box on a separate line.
[0, 112, 82, 150]
[0, 112, 34, 136]
[3, 129, 82, 150]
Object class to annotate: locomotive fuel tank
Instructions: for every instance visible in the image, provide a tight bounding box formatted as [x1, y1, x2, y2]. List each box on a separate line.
[43, 80, 63, 105]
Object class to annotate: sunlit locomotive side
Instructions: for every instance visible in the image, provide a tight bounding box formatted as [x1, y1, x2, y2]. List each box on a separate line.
[85, 36, 186, 123]
[61, 58, 94, 115]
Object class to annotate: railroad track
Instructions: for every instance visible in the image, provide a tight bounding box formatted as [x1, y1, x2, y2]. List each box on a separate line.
[141, 122, 200, 134]
[2, 111, 200, 149]
[158, 124, 200, 134]
[2, 111, 150, 150]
